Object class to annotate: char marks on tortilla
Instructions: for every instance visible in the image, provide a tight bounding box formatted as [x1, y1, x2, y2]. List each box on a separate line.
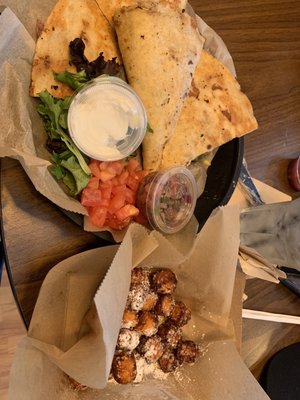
[95, 0, 188, 25]
[30, 0, 120, 98]
[160, 50, 258, 169]
[114, 2, 205, 171]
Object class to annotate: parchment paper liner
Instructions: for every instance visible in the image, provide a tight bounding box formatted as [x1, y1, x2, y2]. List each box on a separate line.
[0, 2, 237, 242]
[9, 205, 269, 399]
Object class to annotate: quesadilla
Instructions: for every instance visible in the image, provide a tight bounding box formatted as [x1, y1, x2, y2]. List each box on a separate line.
[30, 0, 120, 98]
[160, 50, 258, 168]
[95, 0, 187, 25]
[114, 2, 204, 171]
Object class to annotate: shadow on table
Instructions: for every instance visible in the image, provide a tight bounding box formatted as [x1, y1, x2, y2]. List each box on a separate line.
[0, 237, 5, 283]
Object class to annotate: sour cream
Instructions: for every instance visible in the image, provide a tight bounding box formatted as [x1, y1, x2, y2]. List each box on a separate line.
[68, 76, 147, 161]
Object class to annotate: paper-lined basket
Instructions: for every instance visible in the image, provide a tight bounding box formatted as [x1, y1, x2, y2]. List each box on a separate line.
[9, 205, 269, 399]
[0, 1, 237, 242]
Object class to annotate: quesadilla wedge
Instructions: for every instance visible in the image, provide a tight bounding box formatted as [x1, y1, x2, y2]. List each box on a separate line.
[30, 0, 120, 98]
[161, 50, 258, 168]
[95, 0, 187, 25]
[114, 2, 204, 171]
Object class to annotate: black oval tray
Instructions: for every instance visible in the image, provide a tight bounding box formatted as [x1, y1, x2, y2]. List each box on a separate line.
[195, 137, 244, 230]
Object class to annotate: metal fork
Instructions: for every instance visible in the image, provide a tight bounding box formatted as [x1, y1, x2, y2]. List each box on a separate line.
[238, 158, 264, 206]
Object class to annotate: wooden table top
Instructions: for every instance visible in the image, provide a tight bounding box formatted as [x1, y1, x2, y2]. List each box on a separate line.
[190, 0, 300, 381]
[1, 0, 300, 388]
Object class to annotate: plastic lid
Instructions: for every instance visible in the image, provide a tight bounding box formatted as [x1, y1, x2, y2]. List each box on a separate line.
[146, 166, 198, 234]
[67, 76, 147, 161]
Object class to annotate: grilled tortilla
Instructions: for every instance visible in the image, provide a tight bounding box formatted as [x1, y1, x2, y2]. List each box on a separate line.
[161, 50, 258, 168]
[114, 2, 204, 171]
[30, 0, 120, 98]
[95, 0, 187, 25]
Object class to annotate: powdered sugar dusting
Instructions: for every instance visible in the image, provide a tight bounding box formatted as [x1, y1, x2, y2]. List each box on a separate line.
[127, 287, 147, 311]
[117, 329, 140, 352]
[111, 266, 201, 385]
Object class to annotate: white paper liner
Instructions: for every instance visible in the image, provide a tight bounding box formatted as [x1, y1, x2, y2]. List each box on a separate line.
[9, 205, 269, 399]
[0, 1, 236, 241]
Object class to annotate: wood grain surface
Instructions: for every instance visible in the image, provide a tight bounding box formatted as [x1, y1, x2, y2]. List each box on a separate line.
[1, 159, 110, 325]
[0, 268, 26, 399]
[1, 0, 300, 390]
[189, 0, 300, 382]
[191, 0, 300, 199]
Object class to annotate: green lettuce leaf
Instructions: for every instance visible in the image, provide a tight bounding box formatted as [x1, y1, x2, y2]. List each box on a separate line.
[37, 90, 91, 196]
[53, 70, 89, 91]
[37, 90, 90, 176]
[51, 151, 90, 196]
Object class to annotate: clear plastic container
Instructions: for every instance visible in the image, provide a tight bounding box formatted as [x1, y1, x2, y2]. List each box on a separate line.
[67, 75, 147, 161]
[137, 166, 198, 234]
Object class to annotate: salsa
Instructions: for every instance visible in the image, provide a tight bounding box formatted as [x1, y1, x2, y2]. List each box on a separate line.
[137, 167, 197, 234]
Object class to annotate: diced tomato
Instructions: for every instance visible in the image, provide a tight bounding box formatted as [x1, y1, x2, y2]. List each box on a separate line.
[88, 160, 101, 179]
[125, 187, 136, 204]
[115, 204, 139, 221]
[118, 170, 129, 185]
[109, 161, 124, 175]
[105, 214, 131, 230]
[81, 188, 102, 207]
[89, 206, 108, 228]
[111, 177, 119, 186]
[98, 198, 110, 207]
[99, 181, 112, 199]
[112, 184, 127, 195]
[128, 171, 148, 188]
[127, 158, 141, 174]
[82, 157, 149, 231]
[99, 169, 116, 182]
[86, 176, 99, 190]
[99, 161, 109, 171]
[108, 192, 126, 214]
[126, 175, 140, 191]
[105, 165, 118, 176]
[135, 170, 149, 182]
